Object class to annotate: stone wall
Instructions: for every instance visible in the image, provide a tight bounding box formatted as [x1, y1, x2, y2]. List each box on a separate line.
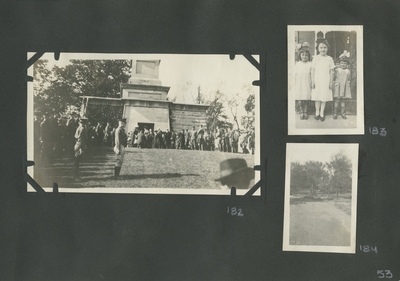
[170, 104, 209, 132]
[124, 105, 170, 132]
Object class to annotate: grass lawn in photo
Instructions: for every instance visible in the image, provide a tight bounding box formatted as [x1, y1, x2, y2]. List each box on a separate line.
[289, 193, 351, 246]
[33, 146, 255, 191]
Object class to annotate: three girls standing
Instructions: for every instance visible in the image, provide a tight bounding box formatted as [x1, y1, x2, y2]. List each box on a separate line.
[295, 39, 351, 122]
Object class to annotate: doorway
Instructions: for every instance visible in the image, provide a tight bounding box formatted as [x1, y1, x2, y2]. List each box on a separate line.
[137, 122, 154, 132]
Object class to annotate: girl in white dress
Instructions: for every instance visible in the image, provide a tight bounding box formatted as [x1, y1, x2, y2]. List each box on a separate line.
[294, 48, 312, 120]
[311, 39, 335, 122]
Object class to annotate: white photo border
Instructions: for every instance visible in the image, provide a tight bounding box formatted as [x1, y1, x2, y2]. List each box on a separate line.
[27, 52, 261, 196]
[288, 25, 364, 135]
[282, 143, 359, 254]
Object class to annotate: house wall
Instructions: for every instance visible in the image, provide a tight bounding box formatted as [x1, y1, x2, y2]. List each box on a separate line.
[169, 104, 209, 132]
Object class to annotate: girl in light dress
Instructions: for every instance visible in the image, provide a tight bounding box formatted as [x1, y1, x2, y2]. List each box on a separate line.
[294, 48, 312, 120]
[333, 57, 352, 119]
[311, 39, 335, 122]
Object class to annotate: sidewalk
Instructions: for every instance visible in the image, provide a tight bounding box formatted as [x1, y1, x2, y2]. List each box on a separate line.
[295, 114, 357, 129]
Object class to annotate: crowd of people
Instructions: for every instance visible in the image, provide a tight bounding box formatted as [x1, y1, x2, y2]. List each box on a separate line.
[125, 125, 255, 154]
[34, 112, 255, 178]
[34, 113, 116, 164]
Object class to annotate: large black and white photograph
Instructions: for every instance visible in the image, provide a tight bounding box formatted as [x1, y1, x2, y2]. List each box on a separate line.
[282, 143, 358, 253]
[288, 25, 364, 135]
[27, 53, 260, 195]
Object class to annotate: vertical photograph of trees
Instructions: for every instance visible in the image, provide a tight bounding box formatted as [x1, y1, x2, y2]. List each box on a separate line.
[283, 143, 358, 253]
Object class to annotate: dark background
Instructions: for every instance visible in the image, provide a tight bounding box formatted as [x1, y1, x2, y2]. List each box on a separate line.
[1, 0, 400, 280]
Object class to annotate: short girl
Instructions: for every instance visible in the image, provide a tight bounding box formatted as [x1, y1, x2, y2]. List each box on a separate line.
[333, 57, 351, 119]
[294, 48, 312, 120]
[311, 39, 335, 122]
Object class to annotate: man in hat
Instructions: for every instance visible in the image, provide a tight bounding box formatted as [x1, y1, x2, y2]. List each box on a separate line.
[73, 117, 88, 179]
[196, 124, 205, 151]
[165, 129, 171, 149]
[190, 126, 197, 150]
[39, 112, 52, 164]
[66, 113, 78, 159]
[114, 118, 128, 178]
[103, 121, 112, 145]
[214, 158, 255, 190]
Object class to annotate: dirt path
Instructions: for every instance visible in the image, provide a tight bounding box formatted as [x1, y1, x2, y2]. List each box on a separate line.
[290, 201, 351, 246]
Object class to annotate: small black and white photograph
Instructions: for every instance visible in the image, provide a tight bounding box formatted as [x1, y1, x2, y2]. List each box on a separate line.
[282, 143, 358, 253]
[288, 25, 364, 135]
[27, 53, 260, 195]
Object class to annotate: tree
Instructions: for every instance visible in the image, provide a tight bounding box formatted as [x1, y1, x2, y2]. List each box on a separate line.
[206, 90, 232, 131]
[33, 60, 51, 93]
[227, 93, 241, 130]
[327, 152, 352, 199]
[194, 85, 206, 105]
[241, 92, 255, 131]
[291, 161, 329, 197]
[290, 162, 308, 194]
[34, 59, 131, 120]
[304, 161, 330, 197]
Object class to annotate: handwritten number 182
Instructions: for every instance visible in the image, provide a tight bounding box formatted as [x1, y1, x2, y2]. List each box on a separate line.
[227, 207, 244, 217]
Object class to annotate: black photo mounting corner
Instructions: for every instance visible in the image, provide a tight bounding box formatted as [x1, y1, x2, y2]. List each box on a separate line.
[25, 51, 61, 195]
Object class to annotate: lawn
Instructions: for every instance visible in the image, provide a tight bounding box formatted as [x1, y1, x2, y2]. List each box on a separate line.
[290, 192, 352, 216]
[289, 200, 351, 246]
[33, 147, 255, 190]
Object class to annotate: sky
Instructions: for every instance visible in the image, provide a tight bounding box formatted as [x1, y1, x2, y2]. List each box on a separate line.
[287, 143, 358, 165]
[30, 53, 259, 125]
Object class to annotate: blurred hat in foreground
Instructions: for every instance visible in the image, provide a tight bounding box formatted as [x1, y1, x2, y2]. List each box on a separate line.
[215, 158, 255, 189]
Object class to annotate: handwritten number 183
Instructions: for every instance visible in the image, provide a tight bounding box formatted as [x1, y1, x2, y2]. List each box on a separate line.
[369, 127, 386, 137]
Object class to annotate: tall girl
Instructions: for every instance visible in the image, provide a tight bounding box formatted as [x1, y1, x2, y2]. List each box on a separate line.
[311, 39, 335, 122]
[294, 48, 312, 120]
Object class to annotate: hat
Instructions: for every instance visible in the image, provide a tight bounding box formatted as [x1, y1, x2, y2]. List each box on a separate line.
[214, 158, 255, 182]
[299, 42, 311, 52]
[118, 118, 127, 123]
[338, 56, 350, 63]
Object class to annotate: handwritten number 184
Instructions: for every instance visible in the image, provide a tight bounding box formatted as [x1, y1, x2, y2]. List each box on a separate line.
[360, 245, 378, 253]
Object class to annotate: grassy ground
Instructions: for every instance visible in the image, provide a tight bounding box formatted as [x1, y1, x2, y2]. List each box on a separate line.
[289, 200, 351, 246]
[34, 146, 255, 190]
[289, 192, 352, 246]
[291, 192, 352, 216]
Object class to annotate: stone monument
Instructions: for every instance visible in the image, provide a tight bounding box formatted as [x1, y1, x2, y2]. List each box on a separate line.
[121, 60, 171, 132]
[80, 59, 209, 133]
